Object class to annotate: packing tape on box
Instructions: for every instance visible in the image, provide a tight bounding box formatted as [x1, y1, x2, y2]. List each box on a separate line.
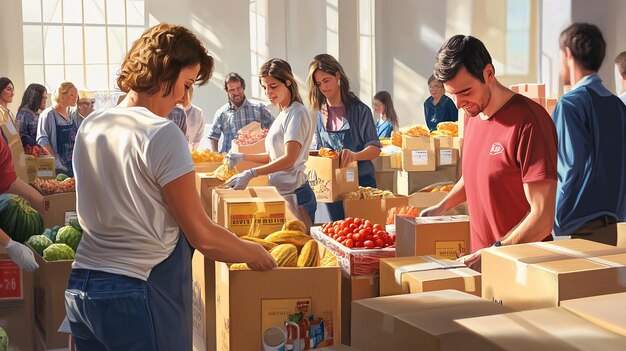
[394, 256, 464, 285]
[513, 242, 626, 286]
[447, 268, 477, 292]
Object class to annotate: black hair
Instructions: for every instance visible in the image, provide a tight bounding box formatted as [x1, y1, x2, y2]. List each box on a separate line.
[433, 35, 492, 83]
[560, 23, 606, 72]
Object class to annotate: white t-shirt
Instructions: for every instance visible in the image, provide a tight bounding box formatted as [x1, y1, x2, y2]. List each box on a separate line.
[72, 106, 193, 280]
[265, 102, 314, 194]
[185, 104, 205, 149]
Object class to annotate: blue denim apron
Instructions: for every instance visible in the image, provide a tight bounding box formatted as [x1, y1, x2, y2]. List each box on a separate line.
[316, 115, 376, 188]
[65, 232, 194, 350]
[55, 115, 77, 177]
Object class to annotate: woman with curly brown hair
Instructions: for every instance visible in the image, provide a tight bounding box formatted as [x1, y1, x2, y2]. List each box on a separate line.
[64, 23, 275, 350]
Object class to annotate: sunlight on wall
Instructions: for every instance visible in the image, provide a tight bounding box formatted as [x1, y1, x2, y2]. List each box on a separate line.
[393, 58, 427, 127]
[249, 0, 269, 99]
[326, 0, 339, 58]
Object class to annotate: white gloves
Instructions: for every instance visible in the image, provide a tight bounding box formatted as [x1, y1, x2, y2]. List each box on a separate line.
[4, 239, 39, 271]
[225, 169, 257, 190]
[226, 153, 244, 170]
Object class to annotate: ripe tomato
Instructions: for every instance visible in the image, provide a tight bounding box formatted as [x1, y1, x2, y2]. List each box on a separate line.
[337, 236, 346, 243]
[364, 220, 373, 228]
[363, 227, 372, 236]
[340, 221, 349, 230]
[355, 241, 364, 248]
[373, 223, 383, 232]
[349, 223, 358, 232]
[354, 218, 362, 225]
[375, 238, 384, 248]
[363, 240, 375, 249]
[345, 217, 354, 224]
[344, 239, 354, 248]
[352, 233, 362, 242]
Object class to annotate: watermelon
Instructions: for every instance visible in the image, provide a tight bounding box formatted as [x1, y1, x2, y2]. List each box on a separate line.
[43, 243, 75, 261]
[0, 326, 7, 351]
[26, 235, 53, 256]
[69, 218, 82, 231]
[56, 226, 83, 252]
[0, 194, 44, 243]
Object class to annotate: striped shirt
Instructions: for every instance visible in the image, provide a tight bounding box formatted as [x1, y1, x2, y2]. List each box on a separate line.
[209, 98, 273, 152]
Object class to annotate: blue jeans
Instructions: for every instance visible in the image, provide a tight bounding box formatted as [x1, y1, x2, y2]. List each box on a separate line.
[65, 233, 193, 350]
[294, 181, 317, 224]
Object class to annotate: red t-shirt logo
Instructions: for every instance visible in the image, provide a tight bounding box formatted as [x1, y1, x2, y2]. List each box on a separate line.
[489, 142, 504, 155]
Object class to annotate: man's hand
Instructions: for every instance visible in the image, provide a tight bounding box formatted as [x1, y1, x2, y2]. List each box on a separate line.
[420, 204, 446, 217]
[226, 153, 244, 170]
[456, 249, 482, 272]
[339, 149, 357, 168]
[225, 169, 256, 190]
[246, 243, 278, 271]
[4, 239, 39, 271]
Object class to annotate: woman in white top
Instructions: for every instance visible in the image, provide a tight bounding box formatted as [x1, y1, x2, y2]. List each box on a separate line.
[227, 58, 316, 226]
[64, 24, 275, 350]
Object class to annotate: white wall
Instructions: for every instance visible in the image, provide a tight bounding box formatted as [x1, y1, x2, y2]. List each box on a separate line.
[3, 0, 625, 129]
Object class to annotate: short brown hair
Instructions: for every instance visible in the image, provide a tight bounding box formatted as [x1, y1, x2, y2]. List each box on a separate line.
[223, 72, 246, 91]
[616, 51, 626, 76]
[559, 23, 605, 72]
[117, 24, 214, 96]
[307, 54, 356, 112]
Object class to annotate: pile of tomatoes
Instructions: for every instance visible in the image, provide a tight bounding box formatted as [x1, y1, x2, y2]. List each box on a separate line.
[320, 217, 395, 249]
[31, 178, 76, 194]
[24, 145, 49, 157]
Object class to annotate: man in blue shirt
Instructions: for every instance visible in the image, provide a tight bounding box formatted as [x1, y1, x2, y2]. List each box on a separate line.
[616, 51, 626, 105]
[209, 72, 274, 152]
[552, 23, 626, 245]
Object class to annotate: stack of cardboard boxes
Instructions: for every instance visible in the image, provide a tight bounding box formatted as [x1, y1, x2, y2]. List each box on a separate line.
[510, 83, 558, 115]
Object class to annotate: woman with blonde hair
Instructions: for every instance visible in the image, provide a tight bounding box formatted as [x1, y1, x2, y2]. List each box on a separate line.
[227, 58, 316, 225]
[308, 53, 381, 188]
[36, 81, 78, 176]
[64, 23, 275, 350]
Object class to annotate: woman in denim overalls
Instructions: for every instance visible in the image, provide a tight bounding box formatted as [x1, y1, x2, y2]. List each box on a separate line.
[36, 82, 78, 177]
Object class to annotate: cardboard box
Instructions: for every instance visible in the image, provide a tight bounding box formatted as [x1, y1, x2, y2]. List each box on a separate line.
[215, 262, 342, 351]
[193, 161, 222, 173]
[34, 327, 70, 351]
[401, 135, 436, 172]
[482, 239, 626, 310]
[395, 215, 470, 259]
[311, 227, 395, 276]
[228, 121, 267, 171]
[305, 156, 359, 203]
[1, 120, 28, 181]
[561, 292, 626, 337]
[350, 290, 512, 351]
[456, 307, 626, 350]
[433, 136, 459, 167]
[453, 137, 463, 158]
[403, 267, 480, 297]
[379, 255, 465, 296]
[374, 171, 395, 193]
[42, 192, 77, 228]
[0, 251, 35, 351]
[511, 83, 546, 99]
[544, 97, 558, 115]
[26, 155, 56, 181]
[407, 191, 447, 212]
[33, 250, 73, 349]
[617, 222, 626, 248]
[212, 187, 287, 237]
[192, 251, 217, 351]
[342, 196, 408, 226]
[396, 168, 458, 196]
[195, 173, 225, 219]
[372, 153, 401, 172]
[340, 274, 379, 346]
[316, 345, 360, 351]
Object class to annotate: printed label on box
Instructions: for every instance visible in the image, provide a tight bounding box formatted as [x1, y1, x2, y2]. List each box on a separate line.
[411, 150, 428, 165]
[439, 149, 453, 165]
[435, 241, 467, 259]
[346, 169, 356, 183]
[261, 298, 312, 334]
[0, 260, 23, 300]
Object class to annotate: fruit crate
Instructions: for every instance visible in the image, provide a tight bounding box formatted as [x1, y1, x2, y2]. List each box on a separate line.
[310, 227, 395, 277]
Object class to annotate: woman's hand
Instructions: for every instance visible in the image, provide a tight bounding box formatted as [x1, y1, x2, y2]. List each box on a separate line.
[339, 149, 357, 167]
[246, 243, 278, 271]
[226, 152, 244, 170]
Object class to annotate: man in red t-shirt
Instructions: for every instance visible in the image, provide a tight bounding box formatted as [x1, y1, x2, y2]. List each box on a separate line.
[1, 131, 42, 271]
[421, 35, 557, 270]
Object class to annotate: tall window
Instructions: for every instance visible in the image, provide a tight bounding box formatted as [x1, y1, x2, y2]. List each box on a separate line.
[21, 0, 147, 93]
[249, 0, 269, 99]
[358, 0, 375, 103]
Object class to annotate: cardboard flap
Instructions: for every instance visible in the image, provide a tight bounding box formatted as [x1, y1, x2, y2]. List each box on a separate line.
[561, 292, 626, 337]
[238, 121, 262, 133]
[433, 135, 454, 148]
